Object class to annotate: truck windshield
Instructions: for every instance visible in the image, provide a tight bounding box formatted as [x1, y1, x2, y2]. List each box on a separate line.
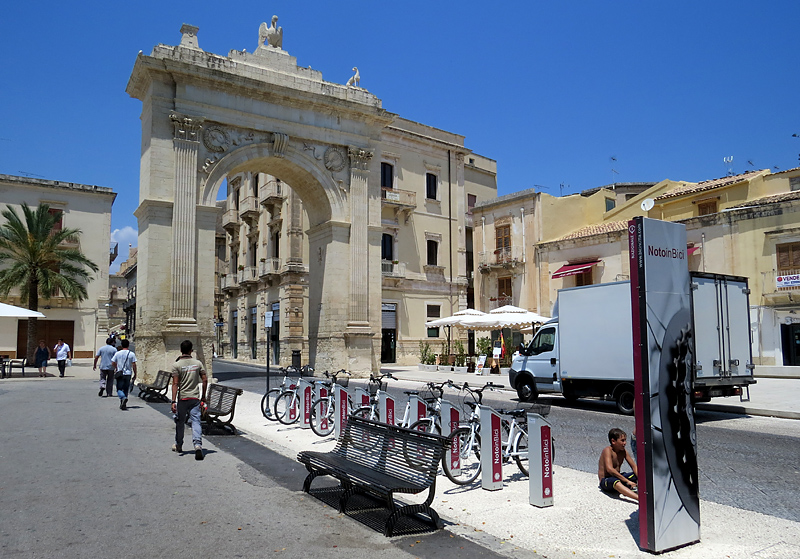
[527, 327, 555, 354]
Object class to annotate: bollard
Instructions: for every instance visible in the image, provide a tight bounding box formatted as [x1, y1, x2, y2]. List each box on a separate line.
[528, 412, 554, 507]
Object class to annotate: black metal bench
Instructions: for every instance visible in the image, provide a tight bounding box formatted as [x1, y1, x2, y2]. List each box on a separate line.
[137, 369, 171, 402]
[202, 383, 244, 435]
[297, 415, 450, 536]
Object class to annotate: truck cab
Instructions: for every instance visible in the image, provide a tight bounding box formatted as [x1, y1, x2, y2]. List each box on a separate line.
[509, 319, 561, 402]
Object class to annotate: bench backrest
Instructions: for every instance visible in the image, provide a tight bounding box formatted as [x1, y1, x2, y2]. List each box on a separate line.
[206, 383, 243, 414]
[334, 416, 449, 488]
[155, 370, 172, 389]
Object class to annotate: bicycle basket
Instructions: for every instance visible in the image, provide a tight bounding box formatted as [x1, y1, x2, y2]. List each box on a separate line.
[334, 376, 349, 388]
[525, 403, 551, 417]
[368, 379, 386, 395]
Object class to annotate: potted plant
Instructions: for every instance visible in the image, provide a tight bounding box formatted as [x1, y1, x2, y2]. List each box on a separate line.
[237, 264, 245, 271]
[418, 341, 437, 371]
[452, 340, 468, 373]
[438, 341, 452, 372]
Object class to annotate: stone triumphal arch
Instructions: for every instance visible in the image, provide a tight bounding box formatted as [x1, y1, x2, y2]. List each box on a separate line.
[127, 22, 395, 378]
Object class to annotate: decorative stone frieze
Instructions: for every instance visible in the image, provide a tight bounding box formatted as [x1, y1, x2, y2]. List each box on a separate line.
[203, 126, 231, 152]
[324, 146, 347, 172]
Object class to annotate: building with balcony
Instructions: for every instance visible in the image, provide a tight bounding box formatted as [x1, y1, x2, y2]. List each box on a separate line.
[0, 174, 117, 358]
[216, 118, 497, 366]
[531, 168, 800, 374]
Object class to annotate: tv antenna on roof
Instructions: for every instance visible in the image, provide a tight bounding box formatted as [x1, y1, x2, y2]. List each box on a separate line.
[723, 156, 734, 176]
[19, 171, 44, 178]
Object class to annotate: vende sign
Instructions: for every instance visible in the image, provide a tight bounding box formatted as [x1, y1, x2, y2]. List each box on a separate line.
[777, 274, 800, 288]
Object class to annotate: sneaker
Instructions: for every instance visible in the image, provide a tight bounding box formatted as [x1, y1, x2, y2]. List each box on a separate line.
[172, 444, 182, 453]
[98, 388, 104, 397]
[194, 446, 204, 461]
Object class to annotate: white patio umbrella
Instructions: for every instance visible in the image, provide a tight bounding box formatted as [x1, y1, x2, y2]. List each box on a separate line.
[424, 308, 486, 327]
[459, 305, 548, 330]
[0, 302, 45, 318]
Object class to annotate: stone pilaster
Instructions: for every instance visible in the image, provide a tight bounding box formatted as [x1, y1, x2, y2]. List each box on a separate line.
[168, 111, 204, 327]
[347, 146, 373, 326]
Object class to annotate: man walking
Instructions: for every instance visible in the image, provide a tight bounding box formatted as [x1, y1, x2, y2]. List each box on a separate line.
[170, 340, 208, 460]
[111, 339, 137, 410]
[93, 337, 118, 397]
[53, 338, 71, 378]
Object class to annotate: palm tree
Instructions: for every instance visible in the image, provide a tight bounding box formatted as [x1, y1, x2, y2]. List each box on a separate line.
[0, 203, 99, 361]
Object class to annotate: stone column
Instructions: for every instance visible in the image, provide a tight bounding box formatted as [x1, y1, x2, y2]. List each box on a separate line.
[168, 112, 204, 327]
[347, 147, 373, 327]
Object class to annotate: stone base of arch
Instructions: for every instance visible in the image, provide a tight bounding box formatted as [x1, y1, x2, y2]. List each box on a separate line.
[133, 330, 215, 383]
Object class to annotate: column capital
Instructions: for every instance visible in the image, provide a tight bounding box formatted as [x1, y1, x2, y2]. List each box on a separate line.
[170, 112, 205, 142]
[348, 146, 374, 172]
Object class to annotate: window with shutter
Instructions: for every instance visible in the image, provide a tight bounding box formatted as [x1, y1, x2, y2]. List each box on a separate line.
[777, 242, 800, 272]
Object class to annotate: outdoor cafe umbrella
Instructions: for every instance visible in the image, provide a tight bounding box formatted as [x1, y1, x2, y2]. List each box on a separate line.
[424, 308, 486, 328]
[0, 302, 45, 318]
[458, 305, 548, 331]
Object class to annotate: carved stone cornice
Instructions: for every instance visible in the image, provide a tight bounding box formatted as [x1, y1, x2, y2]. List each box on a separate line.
[348, 146, 374, 172]
[170, 112, 204, 142]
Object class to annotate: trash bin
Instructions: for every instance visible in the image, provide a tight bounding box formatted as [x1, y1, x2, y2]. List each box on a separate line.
[292, 349, 301, 370]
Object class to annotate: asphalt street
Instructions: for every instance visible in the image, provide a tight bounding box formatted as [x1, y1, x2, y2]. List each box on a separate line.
[0, 376, 532, 559]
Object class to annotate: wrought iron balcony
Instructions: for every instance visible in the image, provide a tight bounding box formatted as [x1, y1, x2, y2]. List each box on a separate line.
[478, 247, 524, 270]
[487, 296, 513, 310]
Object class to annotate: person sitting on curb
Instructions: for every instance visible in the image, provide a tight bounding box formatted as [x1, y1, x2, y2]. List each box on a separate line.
[598, 427, 638, 501]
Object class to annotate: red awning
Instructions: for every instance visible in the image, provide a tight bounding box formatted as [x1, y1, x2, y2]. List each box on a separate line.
[551, 261, 600, 279]
[687, 246, 700, 255]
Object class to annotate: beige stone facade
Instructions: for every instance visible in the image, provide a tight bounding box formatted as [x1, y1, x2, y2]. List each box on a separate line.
[0, 174, 117, 358]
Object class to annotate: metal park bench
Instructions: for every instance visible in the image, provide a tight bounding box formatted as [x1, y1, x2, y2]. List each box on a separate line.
[137, 369, 171, 402]
[297, 415, 450, 536]
[201, 383, 244, 435]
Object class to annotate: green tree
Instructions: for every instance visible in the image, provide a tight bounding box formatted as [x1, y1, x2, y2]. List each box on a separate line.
[0, 203, 99, 361]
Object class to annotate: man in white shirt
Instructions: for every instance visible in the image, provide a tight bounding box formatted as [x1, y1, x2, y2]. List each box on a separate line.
[53, 339, 71, 378]
[111, 339, 138, 410]
[93, 338, 118, 397]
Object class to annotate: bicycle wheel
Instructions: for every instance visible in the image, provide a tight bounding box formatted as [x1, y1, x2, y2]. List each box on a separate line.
[442, 428, 481, 485]
[403, 419, 442, 468]
[309, 398, 335, 437]
[409, 418, 441, 435]
[351, 406, 379, 422]
[274, 391, 299, 425]
[512, 429, 529, 477]
[261, 388, 282, 421]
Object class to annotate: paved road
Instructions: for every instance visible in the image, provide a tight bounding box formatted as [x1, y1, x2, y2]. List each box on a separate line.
[0, 377, 530, 559]
[214, 362, 800, 524]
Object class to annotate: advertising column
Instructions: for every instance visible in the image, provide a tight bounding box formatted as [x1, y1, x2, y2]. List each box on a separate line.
[629, 217, 700, 553]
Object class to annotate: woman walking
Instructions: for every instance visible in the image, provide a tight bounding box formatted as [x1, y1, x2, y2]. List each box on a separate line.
[35, 340, 50, 377]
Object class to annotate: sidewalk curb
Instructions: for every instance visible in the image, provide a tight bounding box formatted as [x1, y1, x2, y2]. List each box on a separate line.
[695, 403, 800, 420]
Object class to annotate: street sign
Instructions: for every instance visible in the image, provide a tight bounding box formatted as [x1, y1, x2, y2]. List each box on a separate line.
[264, 311, 274, 328]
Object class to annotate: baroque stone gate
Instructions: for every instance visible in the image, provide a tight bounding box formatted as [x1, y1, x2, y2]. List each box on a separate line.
[127, 22, 394, 379]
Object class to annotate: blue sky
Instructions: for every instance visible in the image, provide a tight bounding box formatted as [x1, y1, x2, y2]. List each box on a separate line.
[2, 1, 798, 272]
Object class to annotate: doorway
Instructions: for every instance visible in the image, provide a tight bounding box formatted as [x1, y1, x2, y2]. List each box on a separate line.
[780, 322, 800, 365]
[381, 303, 397, 363]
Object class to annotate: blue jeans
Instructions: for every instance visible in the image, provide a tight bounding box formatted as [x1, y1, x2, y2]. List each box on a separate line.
[116, 375, 131, 400]
[176, 399, 203, 449]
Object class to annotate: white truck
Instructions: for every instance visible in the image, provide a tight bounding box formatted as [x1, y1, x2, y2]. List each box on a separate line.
[508, 273, 755, 414]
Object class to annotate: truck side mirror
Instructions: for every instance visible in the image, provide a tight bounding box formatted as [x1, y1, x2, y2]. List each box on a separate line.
[518, 343, 527, 355]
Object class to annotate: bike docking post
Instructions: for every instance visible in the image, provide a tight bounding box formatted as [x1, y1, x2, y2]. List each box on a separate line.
[408, 394, 427, 426]
[480, 406, 504, 490]
[315, 381, 330, 433]
[333, 384, 349, 439]
[441, 400, 461, 476]
[353, 386, 371, 409]
[528, 412, 554, 507]
[296, 378, 314, 429]
[379, 391, 396, 426]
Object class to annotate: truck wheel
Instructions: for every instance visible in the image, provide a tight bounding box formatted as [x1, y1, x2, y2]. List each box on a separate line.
[516, 377, 538, 402]
[615, 385, 635, 415]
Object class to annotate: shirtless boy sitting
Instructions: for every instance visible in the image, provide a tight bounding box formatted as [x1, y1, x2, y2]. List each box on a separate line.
[598, 427, 638, 501]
